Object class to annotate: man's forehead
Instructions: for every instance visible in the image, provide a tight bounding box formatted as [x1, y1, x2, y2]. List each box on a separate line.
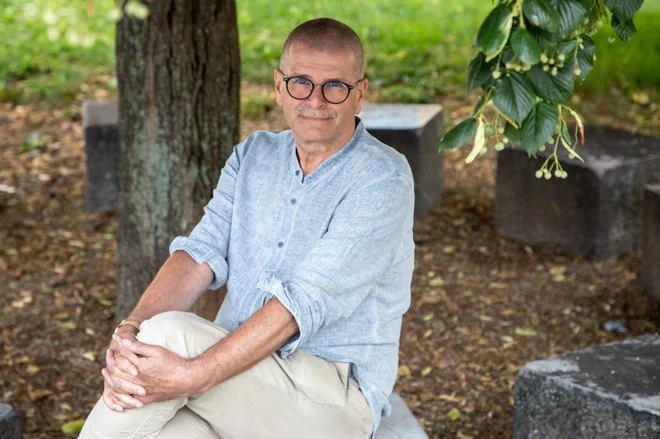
[283, 43, 357, 78]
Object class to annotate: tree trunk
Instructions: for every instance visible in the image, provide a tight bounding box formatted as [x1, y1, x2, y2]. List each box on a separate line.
[115, 0, 239, 322]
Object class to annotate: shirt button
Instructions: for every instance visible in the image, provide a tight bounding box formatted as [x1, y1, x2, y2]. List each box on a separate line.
[290, 198, 297, 205]
[295, 170, 300, 176]
[277, 241, 284, 248]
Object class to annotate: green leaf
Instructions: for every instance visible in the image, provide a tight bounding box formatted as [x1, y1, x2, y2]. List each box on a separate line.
[528, 26, 554, 50]
[612, 15, 637, 42]
[61, 420, 85, 434]
[605, 0, 644, 22]
[504, 123, 521, 143]
[471, 90, 492, 117]
[550, 0, 588, 38]
[510, 28, 542, 64]
[557, 39, 578, 59]
[520, 102, 559, 154]
[440, 118, 477, 150]
[527, 64, 575, 105]
[515, 328, 538, 337]
[466, 53, 497, 93]
[492, 72, 537, 125]
[576, 35, 595, 80]
[523, 0, 560, 33]
[562, 122, 571, 144]
[476, 4, 513, 57]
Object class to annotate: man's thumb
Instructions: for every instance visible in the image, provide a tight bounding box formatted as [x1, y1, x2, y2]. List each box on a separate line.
[122, 338, 155, 357]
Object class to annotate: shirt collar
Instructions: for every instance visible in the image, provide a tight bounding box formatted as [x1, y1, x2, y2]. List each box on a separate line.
[290, 117, 364, 185]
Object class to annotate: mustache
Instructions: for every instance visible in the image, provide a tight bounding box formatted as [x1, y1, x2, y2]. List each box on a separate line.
[297, 107, 336, 119]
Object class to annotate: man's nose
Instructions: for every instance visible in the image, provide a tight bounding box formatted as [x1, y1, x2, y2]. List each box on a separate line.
[306, 84, 327, 107]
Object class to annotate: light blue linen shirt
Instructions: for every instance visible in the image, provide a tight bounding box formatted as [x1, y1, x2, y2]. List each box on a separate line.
[169, 119, 415, 433]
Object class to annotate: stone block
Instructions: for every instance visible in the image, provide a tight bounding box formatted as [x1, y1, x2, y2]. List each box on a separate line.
[359, 104, 444, 219]
[83, 100, 119, 212]
[642, 184, 660, 300]
[375, 393, 428, 439]
[513, 335, 660, 439]
[0, 404, 22, 439]
[496, 126, 660, 259]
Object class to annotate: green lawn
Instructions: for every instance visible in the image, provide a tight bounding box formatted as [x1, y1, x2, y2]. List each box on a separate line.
[1, 0, 658, 104]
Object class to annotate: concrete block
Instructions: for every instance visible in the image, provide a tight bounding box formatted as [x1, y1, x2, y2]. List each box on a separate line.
[375, 393, 428, 439]
[0, 404, 22, 439]
[642, 184, 660, 300]
[83, 100, 119, 212]
[513, 335, 660, 439]
[496, 126, 660, 259]
[359, 104, 444, 219]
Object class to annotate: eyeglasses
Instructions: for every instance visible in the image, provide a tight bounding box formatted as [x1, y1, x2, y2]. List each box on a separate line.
[278, 69, 363, 104]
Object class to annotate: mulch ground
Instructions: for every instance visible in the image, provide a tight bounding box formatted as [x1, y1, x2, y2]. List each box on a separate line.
[1, 84, 659, 439]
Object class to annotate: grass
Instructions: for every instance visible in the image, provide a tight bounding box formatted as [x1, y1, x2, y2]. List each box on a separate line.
[0, 0, 659, 104]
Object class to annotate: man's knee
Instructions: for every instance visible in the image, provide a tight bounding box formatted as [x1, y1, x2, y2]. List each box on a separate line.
[137, 311, 228, 360]
[137, 311, 199, 357]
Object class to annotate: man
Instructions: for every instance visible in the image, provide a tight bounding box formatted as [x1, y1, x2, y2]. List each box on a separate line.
[80, 17, 414, 439]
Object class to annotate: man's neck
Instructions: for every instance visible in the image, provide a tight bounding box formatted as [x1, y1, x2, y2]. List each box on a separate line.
[294, 122, 357, 177]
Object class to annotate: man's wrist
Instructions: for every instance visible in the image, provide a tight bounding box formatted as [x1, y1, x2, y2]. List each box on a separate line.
[189, 355, 215, 394]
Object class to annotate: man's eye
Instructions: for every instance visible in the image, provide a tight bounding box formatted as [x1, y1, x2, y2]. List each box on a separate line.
[327, 81, 344, 88]
[293, 78, 309, 85]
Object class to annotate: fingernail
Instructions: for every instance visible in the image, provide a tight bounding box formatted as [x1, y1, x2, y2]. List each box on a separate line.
[136, 402, 143, 408]
[106, 349, 111, 356]
[138, 388, 145, 396]
[131, 369, 138, 377]
[122, 338, 132, 346]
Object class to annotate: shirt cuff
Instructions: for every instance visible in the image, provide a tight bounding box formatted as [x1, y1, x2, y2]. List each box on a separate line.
[257, 272, 314, 357]
[169, 236, 228, 290]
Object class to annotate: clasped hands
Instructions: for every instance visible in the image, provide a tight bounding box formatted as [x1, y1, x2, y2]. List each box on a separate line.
[101, 327, 204, 412]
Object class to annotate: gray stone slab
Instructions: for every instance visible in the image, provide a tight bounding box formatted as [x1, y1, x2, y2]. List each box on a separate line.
[83, 101, 119, 212]
[359, 104, 444, 219]
[375, 393, 428, 439]
[513, 335, 660, 439]
[496, 126, 660, 259]
[642, 184, 660, 301]
[0, 404, 22, 439]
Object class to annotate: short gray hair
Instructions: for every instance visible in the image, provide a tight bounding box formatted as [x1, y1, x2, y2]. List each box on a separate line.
[280, 18, 365, 79]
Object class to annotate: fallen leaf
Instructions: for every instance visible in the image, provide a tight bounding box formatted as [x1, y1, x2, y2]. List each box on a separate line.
[421, 366, 433, 376]
[68, 240, 85, 248]
[397, 365, 412, 378]
[423, 313, 434, 321]
[515, 328, 537, 337]
[57, 321, 77, 330]
[446, 408, 462, 421]
[443, 246, 456, 254]
[429, 276, 445, 287]
[26, 365, 40, 374]
[61, 419, 85, 434]
[82, 352, 96, 362]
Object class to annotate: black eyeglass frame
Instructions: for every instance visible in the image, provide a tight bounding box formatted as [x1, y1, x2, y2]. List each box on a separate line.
[277, 69, 364, 104]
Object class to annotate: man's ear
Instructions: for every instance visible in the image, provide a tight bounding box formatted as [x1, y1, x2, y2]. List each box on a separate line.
[274, 69, 284, 107]
[354, 78, 369, 115]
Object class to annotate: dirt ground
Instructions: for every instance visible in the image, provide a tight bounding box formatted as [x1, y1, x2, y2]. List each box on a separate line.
[1, 82, 659, 438]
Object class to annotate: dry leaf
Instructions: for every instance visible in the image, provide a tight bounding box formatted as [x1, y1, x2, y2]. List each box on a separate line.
[397, 365, 412, 378]
[446, 407, 462, 421]
[57, 321, 77, 330]
[421, 366, 432, 376]
[82, 352, 96, 362]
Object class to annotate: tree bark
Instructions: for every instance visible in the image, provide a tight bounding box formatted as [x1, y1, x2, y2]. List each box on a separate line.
[115, 0, 239, 322]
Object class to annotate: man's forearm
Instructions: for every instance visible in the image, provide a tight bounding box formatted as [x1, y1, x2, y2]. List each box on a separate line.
[193, 298, 299, 393]
[127, 250, 215, 323]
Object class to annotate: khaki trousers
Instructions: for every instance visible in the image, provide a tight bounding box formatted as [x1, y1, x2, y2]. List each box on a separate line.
[79, 311, 373, 439]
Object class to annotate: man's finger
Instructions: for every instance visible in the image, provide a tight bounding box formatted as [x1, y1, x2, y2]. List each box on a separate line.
[104, 368, 146, 396]
[112, 335, 142, 368]
[114, 392, 144, 409]
[120, 337, 160, 359]
[106, 349, 117, 375]
[115, 352, 139, 376]
[103, 390, 124, 412]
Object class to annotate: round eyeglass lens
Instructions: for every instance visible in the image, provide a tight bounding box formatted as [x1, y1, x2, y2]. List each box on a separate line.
[322, 82, 350, 103]
[287, 78, 314, 100]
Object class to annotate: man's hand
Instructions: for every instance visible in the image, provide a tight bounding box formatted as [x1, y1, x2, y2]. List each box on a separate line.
[110, 335, 204, 406]
[102, 327, 146, 412]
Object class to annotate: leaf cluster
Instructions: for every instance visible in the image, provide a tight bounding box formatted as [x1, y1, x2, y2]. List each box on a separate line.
[440, 0, 645, 177]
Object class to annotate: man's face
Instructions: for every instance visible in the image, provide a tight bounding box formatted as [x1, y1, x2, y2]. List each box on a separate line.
[274, 42, 369, 146]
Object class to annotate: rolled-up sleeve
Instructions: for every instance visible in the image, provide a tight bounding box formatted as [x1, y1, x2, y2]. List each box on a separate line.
[257, 174, 414, 356]
[169, 144, 242, 290]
